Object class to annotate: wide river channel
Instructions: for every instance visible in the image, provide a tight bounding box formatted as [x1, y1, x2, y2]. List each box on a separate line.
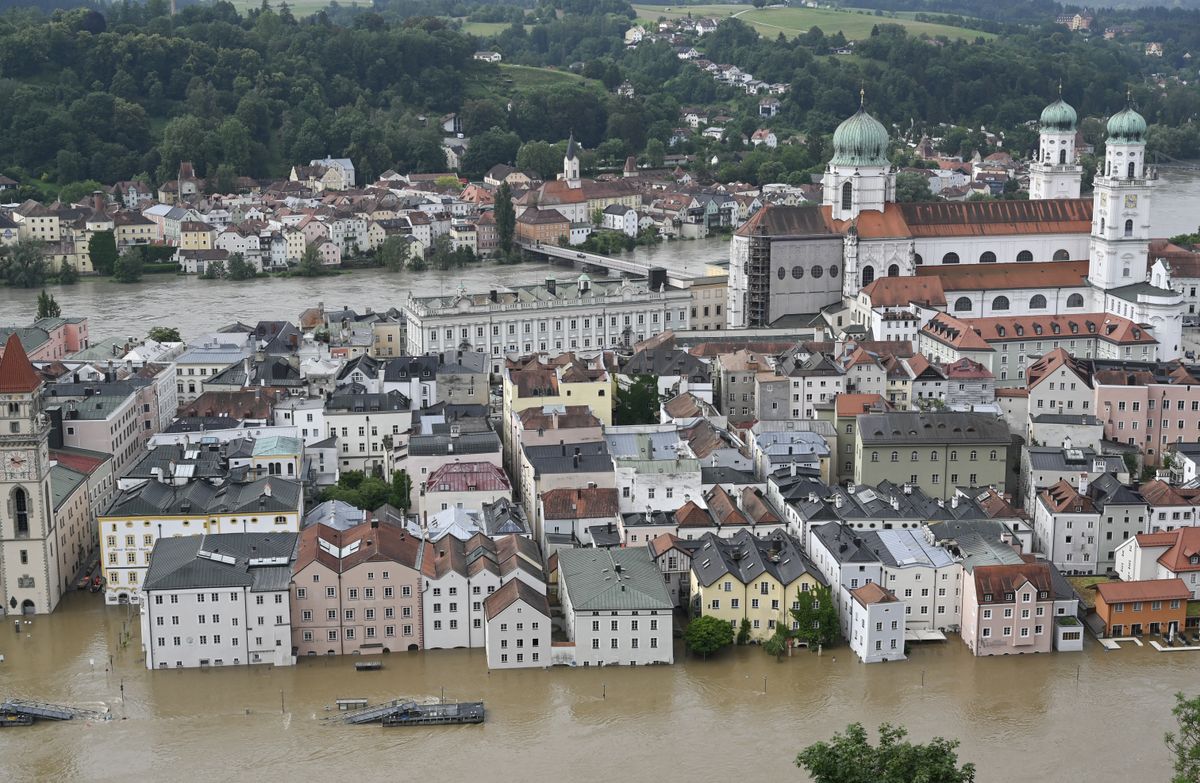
[1, 168, 1198, 341]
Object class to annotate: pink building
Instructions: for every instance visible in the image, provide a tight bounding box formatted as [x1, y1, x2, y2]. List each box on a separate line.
[961, 562, 1056, 656]
[1093, 365, 1200, 466]
[0, 317, 89, 362]
[290, 521, 430, 656]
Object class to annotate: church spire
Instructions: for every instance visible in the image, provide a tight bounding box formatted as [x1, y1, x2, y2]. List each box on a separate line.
[0, 333, 41, 393]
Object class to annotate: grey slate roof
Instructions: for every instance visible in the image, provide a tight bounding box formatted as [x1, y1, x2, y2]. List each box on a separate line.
[326, 390, 411, 412]
[1027, 446, 1123, 473]
[622, 348, 710, 382]
[143, 532, 298, 592]
[103, 476, 302, 517]
[1031, 413, 1101, 426]
[408, 431, 500, 457]
[50, 464, 88, 510]
[690, 529, 824, 588]
[482, 497, 530, 536]
[558, 547, 672, 611]
[810, 522, 883, 564]
[1086, 472, 1145, 507]
[701, 466, 758, 485]
[303, 499, 365, 530]
[525, 441, 612, 474]
[857, 412, 1010, 445]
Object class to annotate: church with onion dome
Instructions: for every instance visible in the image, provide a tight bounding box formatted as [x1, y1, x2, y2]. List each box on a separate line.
[726, 90, 1185, 368]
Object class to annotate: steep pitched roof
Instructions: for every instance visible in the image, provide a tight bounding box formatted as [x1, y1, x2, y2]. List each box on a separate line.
[0, 332, 42, 392]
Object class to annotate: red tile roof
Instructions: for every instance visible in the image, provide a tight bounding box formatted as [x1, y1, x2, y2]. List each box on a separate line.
[915, 260, 1089, 290]
[539, 487, 619, 519]
[861, 275, 947, 308]
[482, 577, 550, 620]
[1138, 528, 1200, 573]
[943, 357, 993, 380]
[0, 333, 42, 393]
[1096, 578, 1190, 604]
[899, 198, 1092, 237]
[851, 582, 898, 605]
[1039, 479, 1097, 514]
[424, 462, 511, 493]
[972, 562, 1053, 604]
[835, 393, 890, 418]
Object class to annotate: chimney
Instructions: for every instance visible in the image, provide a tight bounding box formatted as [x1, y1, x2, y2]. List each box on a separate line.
[264, 482, 272, 497]
[790, 462, 797, 477]
[834, 495, 843, 509]
[951, 496, 959, 509]
[1079, 474, 1089, 494]
[573, 454, 580, 469]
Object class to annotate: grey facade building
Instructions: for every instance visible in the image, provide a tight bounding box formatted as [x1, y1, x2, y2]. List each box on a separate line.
[854, 413, 1012, 500]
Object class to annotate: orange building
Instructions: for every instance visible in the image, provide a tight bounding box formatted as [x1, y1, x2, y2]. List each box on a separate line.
[515, 207, 570, 245]
[1094, 578, 1190, 638]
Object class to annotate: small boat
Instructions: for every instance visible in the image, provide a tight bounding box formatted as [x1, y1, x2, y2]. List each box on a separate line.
[88, 576, 103, 594]
[0, 713, 34, 728]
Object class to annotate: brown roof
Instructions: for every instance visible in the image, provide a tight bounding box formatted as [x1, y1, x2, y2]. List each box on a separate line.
[704, 484, 750, 527]
[0, 333, 42, 393]
[1025, 348, 1091, 391]
[835, 393, 890, 418]
[851, 582, 898, 605]
[1138, 480, 1200, 507]
[1039, 479, 1097, 514]
[649, 532, 686, 557]
[916, 260, 1090, 290]
[1095, 578, 1190, 604]
[294, 521, 427, 573]
[539, 487, 619, 520]
[972, 562, 1053, 604]
[733, 203, 836, 238]
[822, 203, 910, 239]
[424, 462, 511, 493]
[739, 487, 780, 525]
[861, 275, 947, 308]
[663, 392, 707, 419]
[899, 198, 1092, 237]
[675, 500, 716, 528]
[517, 207, 569, 225]
[682, 420, 727, 459]
[483, 578, 550, 620]
[182, 389, 283, 420]
[688, 341, 795, 358]
[517, 405, 601, 431]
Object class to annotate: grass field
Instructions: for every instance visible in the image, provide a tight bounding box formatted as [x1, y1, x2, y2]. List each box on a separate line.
[224, 0, 357, 16]
[458, 20, 512, 36]
[498, 63, 593, 89]
[631, 3, 992, 41]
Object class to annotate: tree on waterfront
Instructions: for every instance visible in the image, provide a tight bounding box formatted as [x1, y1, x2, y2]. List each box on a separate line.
[225, 253, 257, 280]
[57, 259, 79, 284]
[684, 615, 734, 659]
[1167, 692, 1200, 783]
[378, 236, 411, 272]
[200, 260, 225, 279]
[614, 375, 660, 425]
[1, 242, 48, 288]
[791, 585, 838, 648]
[88, 231, 118, 276]
[36, 289, 60, 318]
[763, 629, 789, 661]
[737, 617, 752, 645]
[495, 182, 516, 253]
[112, 250, 144, 283]
[296, 244, 325, 277]
[148, 326, 181, 343]
[796, 723, 976, 783]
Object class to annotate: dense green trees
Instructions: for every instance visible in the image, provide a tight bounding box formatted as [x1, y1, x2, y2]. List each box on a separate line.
[791, 585, 839, 648]
[36, 289, 60, 318]
[1167, 692, 1200, 783]
[87, 231, 118, 276]
[494, 181, 515, 253]
[321, 469, 414, 511]
[614, 375, 660, 425]
[148, 326, 181, 343]
[797, 723, 976, 783]
[0, 242, 48, 288]
[684, 615, 734, 659]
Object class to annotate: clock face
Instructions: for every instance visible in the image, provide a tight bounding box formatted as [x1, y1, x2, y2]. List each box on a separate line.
[1124, 194, 1138, 209]
[3, 450, 36, 481]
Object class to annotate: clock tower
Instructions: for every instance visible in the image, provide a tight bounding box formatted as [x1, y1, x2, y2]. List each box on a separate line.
[0, 332, 59, 616]
[1087, 102, 1153, 291]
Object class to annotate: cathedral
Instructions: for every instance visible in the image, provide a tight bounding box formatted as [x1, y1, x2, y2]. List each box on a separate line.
[727, 93, 1184, 360]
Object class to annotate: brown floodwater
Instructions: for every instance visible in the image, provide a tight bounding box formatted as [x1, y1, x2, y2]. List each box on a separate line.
[0, 592, 1194, 781]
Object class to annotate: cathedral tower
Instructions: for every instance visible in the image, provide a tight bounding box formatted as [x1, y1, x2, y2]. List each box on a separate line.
[1088, 101, 1152, 290]
[822, 91, 895, 222]
[1029, 89, 1082, 200]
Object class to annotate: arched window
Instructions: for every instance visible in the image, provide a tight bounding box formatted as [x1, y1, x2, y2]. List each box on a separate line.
[890, 451, 899, 463]
[1127, 162, 1135, 179]
[970, 450, 978, 461]
[1067, 293, 1085, 308]
[1124, 219, 1134, 237]
[942, 252, 959, 264]
[887, 264, 899, 277]
[1101, 218, 1106, 233]
[911, 451, 918, 461]
[979, 251, 996, 264]
[914, 254, 923, 266]
[949, 450, 957, 461]
[861, 266, 874, 287]
[1016, 250, 1033, 263]
[1059, 149, 1067, 164]
[871, 451, 879, 463]
[777, 267, 785, 280]
[13, 488, 29, 536]
[992, 296, 1010, 311]
[841, 181, 853, 211]
[954, 297, 972, 312]
[1029, 294, 1047, 309]
[1053, 249, 1070, 261]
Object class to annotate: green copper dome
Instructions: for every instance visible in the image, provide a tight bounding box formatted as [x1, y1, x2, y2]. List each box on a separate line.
[831, 107, 890, 167]
[1107, 106, 1147, 143]
[1039, 98, 1077, 131]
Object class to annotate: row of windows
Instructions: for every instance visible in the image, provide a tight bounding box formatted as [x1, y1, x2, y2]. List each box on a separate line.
[952, 293, 1086, 312]
[778, 265, 840, 280]
[871, 449, 998, 462]
[937, 249, 1068, 265]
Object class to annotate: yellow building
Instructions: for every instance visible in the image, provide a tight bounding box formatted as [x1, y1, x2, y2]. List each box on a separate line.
[114, 212, 154, 247]
[370, 319, 406, 358]
[501, 353, 615, 458]
[180, 221, 216, 251]
[688, 530, 826, 642]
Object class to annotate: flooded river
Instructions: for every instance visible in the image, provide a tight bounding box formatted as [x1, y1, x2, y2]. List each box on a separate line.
[0, 593, 1194, 782]
[1, 169, 1198, 342]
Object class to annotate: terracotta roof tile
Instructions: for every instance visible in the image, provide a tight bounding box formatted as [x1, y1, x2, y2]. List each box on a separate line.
[861, 275, 947, 308]
[916, 260, 1089, 290]
[836, 393, 890, 418]
[972, 562, 1053, 604]
[0, 333, 42, 393]
[1096, 578, 1190, 603]
[539, 487, 619, 519]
